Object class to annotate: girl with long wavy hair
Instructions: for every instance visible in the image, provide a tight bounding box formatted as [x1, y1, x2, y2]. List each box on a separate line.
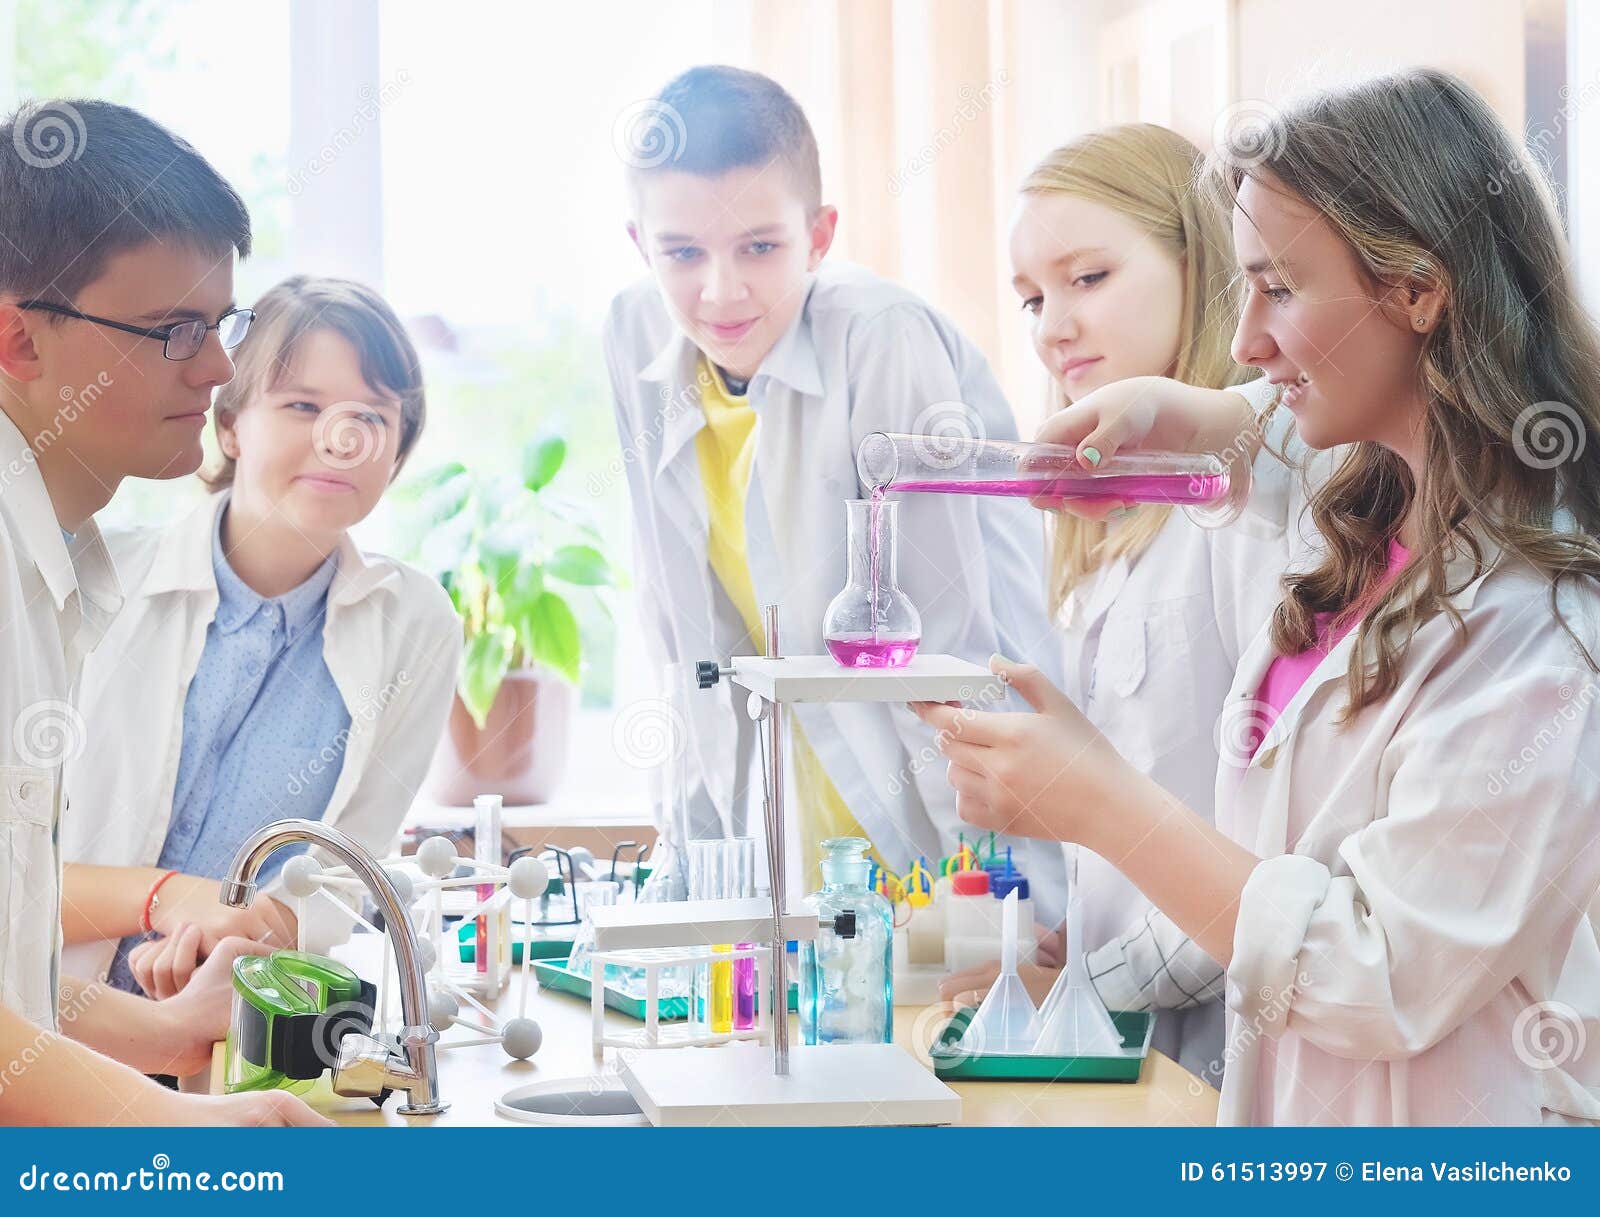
[916, 69, 1600, 1125]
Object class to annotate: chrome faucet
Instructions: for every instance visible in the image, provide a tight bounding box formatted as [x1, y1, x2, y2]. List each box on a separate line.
[221, 818, 448, 1116]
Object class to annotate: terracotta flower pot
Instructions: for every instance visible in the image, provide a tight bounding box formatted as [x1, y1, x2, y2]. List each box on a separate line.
[423, 667, 576, 806]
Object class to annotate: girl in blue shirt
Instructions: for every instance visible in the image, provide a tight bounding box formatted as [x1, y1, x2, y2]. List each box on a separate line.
[62, 276, 462, 999]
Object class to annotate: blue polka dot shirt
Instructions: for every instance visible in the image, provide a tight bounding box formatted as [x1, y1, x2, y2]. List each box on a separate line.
[107, 507, 352, 993]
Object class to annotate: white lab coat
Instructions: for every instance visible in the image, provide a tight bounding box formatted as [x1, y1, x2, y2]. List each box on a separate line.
[61, 492, 462, 982]
[1064, 379, 1287, 1084]
[0, 410, 123, 1030]
[603, 263, 1066, 916]
[1216, 410, 1600, 1125]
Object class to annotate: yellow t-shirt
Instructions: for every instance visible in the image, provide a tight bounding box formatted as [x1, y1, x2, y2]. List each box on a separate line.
[694, 359, 873, 888]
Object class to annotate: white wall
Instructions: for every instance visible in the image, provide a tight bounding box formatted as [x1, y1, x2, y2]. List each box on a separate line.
[1234, 0, 1525, 129]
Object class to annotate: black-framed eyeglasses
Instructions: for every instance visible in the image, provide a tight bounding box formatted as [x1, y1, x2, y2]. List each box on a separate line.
[18, 300, 255, 361]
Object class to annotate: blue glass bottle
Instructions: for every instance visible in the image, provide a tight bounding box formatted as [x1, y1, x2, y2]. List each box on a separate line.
[800, 837, 893, 1044]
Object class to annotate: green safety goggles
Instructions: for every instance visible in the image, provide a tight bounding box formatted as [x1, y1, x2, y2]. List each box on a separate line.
[224, 949, 377, 1095]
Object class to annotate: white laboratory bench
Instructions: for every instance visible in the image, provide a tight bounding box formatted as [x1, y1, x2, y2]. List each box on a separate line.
[205, 945, 1219, 1127]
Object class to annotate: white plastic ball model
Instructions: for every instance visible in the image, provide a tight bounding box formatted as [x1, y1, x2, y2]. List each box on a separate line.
[500, 1017, 543, 1060]
[280, 853, 323, 899]
[383, 866, 416, 908]
[414, 935, 437, 975]
[507, 856, 550, 900]
[427, 987, 459, 1031]
[415, 835, 459, 879]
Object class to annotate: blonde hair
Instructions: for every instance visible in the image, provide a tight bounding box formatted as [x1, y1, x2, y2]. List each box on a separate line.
[1206, 69, 1600, 713]
[1022, 124, 1249, 616]
[203, 275, 426, 491]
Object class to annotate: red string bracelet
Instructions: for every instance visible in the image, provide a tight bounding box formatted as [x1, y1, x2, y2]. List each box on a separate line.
[139, 870, 181, 935]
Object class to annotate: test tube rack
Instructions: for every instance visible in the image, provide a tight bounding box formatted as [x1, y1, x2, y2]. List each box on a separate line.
[608, 614, 994, 1126]
[585, 898, 818, 1055]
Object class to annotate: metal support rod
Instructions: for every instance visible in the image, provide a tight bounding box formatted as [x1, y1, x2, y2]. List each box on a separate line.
[760, 603, 789, 1076]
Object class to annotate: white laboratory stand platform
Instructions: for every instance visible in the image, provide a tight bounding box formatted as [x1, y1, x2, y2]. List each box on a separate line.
[588, 898, 818, 951]
[728, 653, 1003, 704]
[657, 640, 977, 1128]
[618, 1042, 961, 1127]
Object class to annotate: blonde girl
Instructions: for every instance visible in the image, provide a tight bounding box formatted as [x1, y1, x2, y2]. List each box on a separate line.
[918, 70, 1600, 1125]
[941, 125, 1285, 1089]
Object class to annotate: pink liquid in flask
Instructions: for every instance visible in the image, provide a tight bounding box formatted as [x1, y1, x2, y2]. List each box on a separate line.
[825, 634, 920, 668]
[823, 491, 920, 669]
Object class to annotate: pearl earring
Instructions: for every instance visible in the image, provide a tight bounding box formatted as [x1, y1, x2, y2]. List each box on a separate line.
[1414, 316, 1427, 328]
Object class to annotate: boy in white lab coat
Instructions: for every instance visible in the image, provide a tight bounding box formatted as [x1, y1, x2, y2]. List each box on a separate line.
[603, 66, 1063, 914]
[0, 99, 324, 1125]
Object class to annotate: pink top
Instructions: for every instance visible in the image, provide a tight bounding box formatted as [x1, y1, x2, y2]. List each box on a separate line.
[1251, 540, 1410, 755]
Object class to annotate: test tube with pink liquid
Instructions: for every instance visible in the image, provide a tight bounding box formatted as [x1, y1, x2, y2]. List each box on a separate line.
[855, 431, 1242, 525]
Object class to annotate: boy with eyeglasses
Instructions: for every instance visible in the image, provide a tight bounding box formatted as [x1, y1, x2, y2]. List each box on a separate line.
[0, 98, 326, 1125]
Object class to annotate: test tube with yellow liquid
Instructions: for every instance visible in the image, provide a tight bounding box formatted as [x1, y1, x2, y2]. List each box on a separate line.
[689, 838, 756, 1035]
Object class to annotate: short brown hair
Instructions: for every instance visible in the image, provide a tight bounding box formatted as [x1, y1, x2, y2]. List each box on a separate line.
[626, 65, 821, 211]
[203, 275, 425, 491]
[0, 98, 250, 302]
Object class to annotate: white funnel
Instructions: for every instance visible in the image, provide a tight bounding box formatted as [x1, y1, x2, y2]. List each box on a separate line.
[1032, 849, 1124, 1057]
[959, 888, 1039, 1055]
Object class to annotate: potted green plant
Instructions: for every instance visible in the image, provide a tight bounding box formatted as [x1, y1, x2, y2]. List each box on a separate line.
[397, 435, 617, 805]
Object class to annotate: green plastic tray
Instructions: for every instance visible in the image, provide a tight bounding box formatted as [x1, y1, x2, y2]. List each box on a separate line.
[929, 1007, 1156, 1083]
[457, 922, 575, 965]
[532, 958, 799, 1022]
